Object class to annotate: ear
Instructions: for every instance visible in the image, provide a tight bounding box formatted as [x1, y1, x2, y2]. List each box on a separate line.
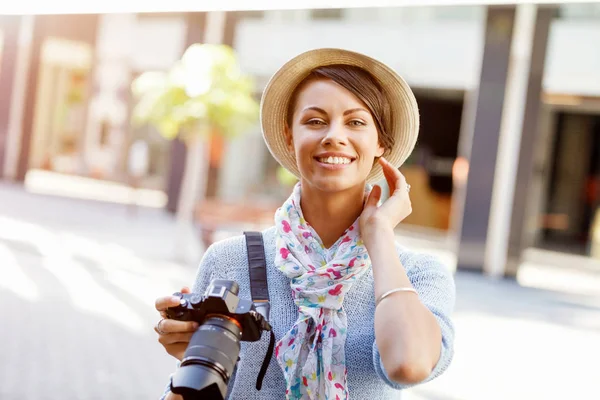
[375, 143, 385, 158]
[284, 124, 294, 152]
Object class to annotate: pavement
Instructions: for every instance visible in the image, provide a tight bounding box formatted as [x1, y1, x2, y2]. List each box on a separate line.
[0, 181, 599, 400]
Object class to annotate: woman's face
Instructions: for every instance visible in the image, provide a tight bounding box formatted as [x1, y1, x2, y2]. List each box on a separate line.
[286, 79, 385, 193]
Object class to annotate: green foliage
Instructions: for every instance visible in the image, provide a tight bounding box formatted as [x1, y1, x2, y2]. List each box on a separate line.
[131, 44, 259, 142]
[276, 166, 299, 187]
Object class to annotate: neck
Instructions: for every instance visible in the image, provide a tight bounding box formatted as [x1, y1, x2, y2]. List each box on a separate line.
[299, 181, 366, 248]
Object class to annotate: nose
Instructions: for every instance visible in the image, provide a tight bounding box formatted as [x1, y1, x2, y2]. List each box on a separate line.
[322, 121, 348, 147]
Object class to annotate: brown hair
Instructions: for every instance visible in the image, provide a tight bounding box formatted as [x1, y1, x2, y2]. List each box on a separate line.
[286, 64, 395, 155]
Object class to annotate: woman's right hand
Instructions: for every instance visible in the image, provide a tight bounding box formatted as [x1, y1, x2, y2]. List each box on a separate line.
[154, 286, 199, 361]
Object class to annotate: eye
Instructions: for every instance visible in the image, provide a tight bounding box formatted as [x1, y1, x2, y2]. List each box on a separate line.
[348, 120, 366, 127]
[306, 119, 326, 126]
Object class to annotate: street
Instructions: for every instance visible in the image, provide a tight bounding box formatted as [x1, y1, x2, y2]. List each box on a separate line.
[0, 183, 189, 399]
[1, 183, 599, 400]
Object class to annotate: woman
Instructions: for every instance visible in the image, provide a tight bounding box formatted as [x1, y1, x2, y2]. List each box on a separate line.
[154, 48, 455, 400]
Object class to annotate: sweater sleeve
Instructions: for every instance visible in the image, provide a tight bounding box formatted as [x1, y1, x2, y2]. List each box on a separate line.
[159, 243, 238, 399]
[372, 250, 456, 390]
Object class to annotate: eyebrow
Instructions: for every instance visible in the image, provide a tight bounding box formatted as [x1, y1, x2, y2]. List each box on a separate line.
[301, 106, 369, 116]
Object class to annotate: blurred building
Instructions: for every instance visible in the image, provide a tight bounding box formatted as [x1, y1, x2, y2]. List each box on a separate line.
[1, 4, 600, 277]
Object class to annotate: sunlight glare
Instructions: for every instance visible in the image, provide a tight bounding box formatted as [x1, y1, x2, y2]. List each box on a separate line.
[0, 243, 40, 302]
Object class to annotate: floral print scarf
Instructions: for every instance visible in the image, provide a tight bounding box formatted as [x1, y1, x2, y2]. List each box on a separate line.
[274, 182, 372, 400]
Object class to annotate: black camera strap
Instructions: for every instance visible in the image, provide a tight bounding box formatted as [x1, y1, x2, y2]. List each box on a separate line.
[243, 231, 275, 391]
[244, 231, 270, 312]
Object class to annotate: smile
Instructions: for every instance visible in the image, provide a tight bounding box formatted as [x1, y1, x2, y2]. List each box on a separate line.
[313, 155, 357, 171]
[316, 156, 354, 165]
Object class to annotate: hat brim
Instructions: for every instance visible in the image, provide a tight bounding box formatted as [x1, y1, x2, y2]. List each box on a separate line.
[260, 48, 420, 184]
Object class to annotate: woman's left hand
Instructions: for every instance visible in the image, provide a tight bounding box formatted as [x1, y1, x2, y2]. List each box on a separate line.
[360, 157, 412, 242]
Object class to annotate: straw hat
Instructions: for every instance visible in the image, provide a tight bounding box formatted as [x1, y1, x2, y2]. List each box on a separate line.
[260, 48, 420, 184]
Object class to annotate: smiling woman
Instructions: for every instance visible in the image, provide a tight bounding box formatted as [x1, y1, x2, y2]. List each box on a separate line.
[283, 66, 391, 196]
[156, 48, 455, 400]
[285, 64, 395, 155]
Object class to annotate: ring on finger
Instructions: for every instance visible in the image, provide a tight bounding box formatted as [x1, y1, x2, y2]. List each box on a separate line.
[155, 318, 168, 335]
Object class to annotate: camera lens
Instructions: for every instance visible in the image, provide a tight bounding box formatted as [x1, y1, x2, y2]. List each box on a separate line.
[171, 315, 242, 400]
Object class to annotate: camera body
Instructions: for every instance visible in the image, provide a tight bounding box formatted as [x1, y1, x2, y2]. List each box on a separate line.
[167, 279, 270, 341]
[165, 279, 272, 400]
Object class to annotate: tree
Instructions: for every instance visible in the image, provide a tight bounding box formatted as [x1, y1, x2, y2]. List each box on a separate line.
[131, 43, 259, 262]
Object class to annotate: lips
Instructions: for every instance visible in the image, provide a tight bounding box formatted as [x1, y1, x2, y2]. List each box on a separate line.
[317, 156, 353, 165]
[314, 153, 356, 167]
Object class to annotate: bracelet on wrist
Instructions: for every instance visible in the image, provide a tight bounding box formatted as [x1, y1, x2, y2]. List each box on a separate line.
[375, 287, 418, 307]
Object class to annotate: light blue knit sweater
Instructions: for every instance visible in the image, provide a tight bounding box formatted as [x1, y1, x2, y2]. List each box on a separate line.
[160, 226, 455, 399]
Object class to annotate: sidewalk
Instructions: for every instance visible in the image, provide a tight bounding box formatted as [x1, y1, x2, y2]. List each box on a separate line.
[0, 183, 194, 400]
[1, 183, 598, 399]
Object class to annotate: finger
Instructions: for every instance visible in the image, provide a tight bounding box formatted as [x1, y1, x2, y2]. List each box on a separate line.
[166, 390, 185, 400]
[381, 159, 406, 197]
[379, 158, 403, 195]
[157, 332, 195, 345]
[155, 295, 183, 312]
[157, 319, 199, 334]
[390, 172, 407, 198]
[181, 286, 191, 294]
[364, 185, 382, 210]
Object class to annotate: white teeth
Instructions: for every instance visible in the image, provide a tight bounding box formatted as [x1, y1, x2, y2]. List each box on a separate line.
[319, 157, 352, 165]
